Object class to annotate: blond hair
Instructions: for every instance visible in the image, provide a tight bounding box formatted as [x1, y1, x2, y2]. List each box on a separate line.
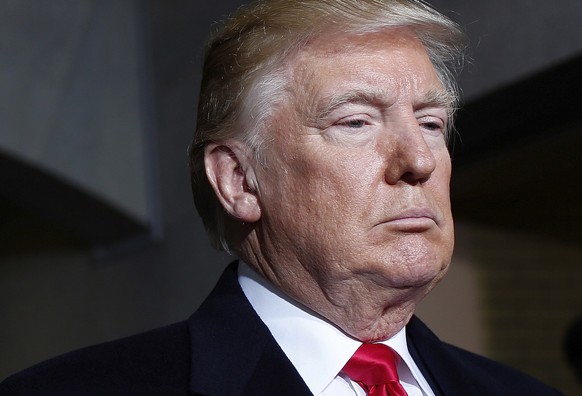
[189, 0, 466, 252]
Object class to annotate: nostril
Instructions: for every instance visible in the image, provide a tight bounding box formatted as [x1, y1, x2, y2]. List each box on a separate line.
[400, 170, 430, 185]
[384, 145, 436, 185]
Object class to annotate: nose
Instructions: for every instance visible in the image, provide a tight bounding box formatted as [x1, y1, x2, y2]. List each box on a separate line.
[383, 123, 438, 185]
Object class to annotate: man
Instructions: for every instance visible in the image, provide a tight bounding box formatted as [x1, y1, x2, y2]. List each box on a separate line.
[0, 0, 563, 395]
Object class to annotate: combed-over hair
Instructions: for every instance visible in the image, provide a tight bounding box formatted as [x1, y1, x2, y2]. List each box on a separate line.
[189, 0, 467, 253]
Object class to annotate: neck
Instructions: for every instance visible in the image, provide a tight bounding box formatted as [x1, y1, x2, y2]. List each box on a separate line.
[238, 238, 429, 342]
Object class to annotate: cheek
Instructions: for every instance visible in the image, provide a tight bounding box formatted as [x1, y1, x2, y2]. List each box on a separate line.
[433, 151, 452, 197]
[435, 156, 454, 242]
[308, 156, 381, 213]
[270, 159, 368, 236]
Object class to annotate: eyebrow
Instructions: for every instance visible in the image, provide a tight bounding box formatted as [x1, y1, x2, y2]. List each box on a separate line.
[316, 90, 390, 119]
[416, 88, 454, 110]
[316, 87, 453, 119]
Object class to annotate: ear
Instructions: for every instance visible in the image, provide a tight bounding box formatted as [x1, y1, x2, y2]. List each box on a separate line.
[204, 142, 261, 223]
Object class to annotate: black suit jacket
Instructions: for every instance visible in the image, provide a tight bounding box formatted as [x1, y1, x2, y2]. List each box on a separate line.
[0, 262, 562, 395]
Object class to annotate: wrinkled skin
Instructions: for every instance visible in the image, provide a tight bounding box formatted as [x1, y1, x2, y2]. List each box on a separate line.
[209, 29, 455, 342]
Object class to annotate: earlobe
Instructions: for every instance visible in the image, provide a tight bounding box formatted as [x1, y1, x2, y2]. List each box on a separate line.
[204, 142, 261, 223]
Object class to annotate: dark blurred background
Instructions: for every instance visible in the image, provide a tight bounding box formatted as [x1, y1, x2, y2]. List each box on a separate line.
[1, 1, 581, 393]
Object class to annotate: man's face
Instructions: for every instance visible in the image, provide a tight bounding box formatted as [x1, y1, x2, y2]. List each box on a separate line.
[249, 30, 455, 339]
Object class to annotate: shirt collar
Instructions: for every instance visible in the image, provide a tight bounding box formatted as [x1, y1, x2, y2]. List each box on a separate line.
[237, 261, 425, 395]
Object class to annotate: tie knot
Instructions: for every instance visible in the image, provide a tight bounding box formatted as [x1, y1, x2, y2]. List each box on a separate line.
[343, 344, 407, 396]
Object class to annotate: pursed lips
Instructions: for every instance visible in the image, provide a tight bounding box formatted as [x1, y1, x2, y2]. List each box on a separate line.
[380, 207, 439, 231]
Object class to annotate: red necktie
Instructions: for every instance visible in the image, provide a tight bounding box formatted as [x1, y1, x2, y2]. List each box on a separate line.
[343, 343, 408, 396]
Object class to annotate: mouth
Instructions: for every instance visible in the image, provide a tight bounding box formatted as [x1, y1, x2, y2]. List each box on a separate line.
[380, 209, 438, 232]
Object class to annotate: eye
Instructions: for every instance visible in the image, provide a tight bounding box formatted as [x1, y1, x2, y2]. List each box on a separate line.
[344, 119, 366, 128]
[423, 122, 442, 131]
[336, 118, 369, 129]
[419, 117, 446, 136]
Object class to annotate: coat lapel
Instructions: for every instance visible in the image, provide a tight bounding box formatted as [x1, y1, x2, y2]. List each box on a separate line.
[187, 262, 312, 395]
[407, 315, 482, 395]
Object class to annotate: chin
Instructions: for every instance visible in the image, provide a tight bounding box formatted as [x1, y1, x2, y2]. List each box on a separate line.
[350, 310, 416, 343]
[384, 236, 452, 285]
[370, 254, 449, 290]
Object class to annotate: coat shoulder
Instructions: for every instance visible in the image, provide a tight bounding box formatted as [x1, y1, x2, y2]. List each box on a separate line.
[0, 322, 191, 396]
[407, 316, 563, 395]
[443, 342, 563, 395]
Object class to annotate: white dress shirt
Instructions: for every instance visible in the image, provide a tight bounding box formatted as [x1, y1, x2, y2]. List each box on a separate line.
[238, 262, 435, 396]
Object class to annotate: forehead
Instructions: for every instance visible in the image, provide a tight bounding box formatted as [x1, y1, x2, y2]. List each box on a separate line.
[301, 27, 426, 58]
[287, 29, 443, 106]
